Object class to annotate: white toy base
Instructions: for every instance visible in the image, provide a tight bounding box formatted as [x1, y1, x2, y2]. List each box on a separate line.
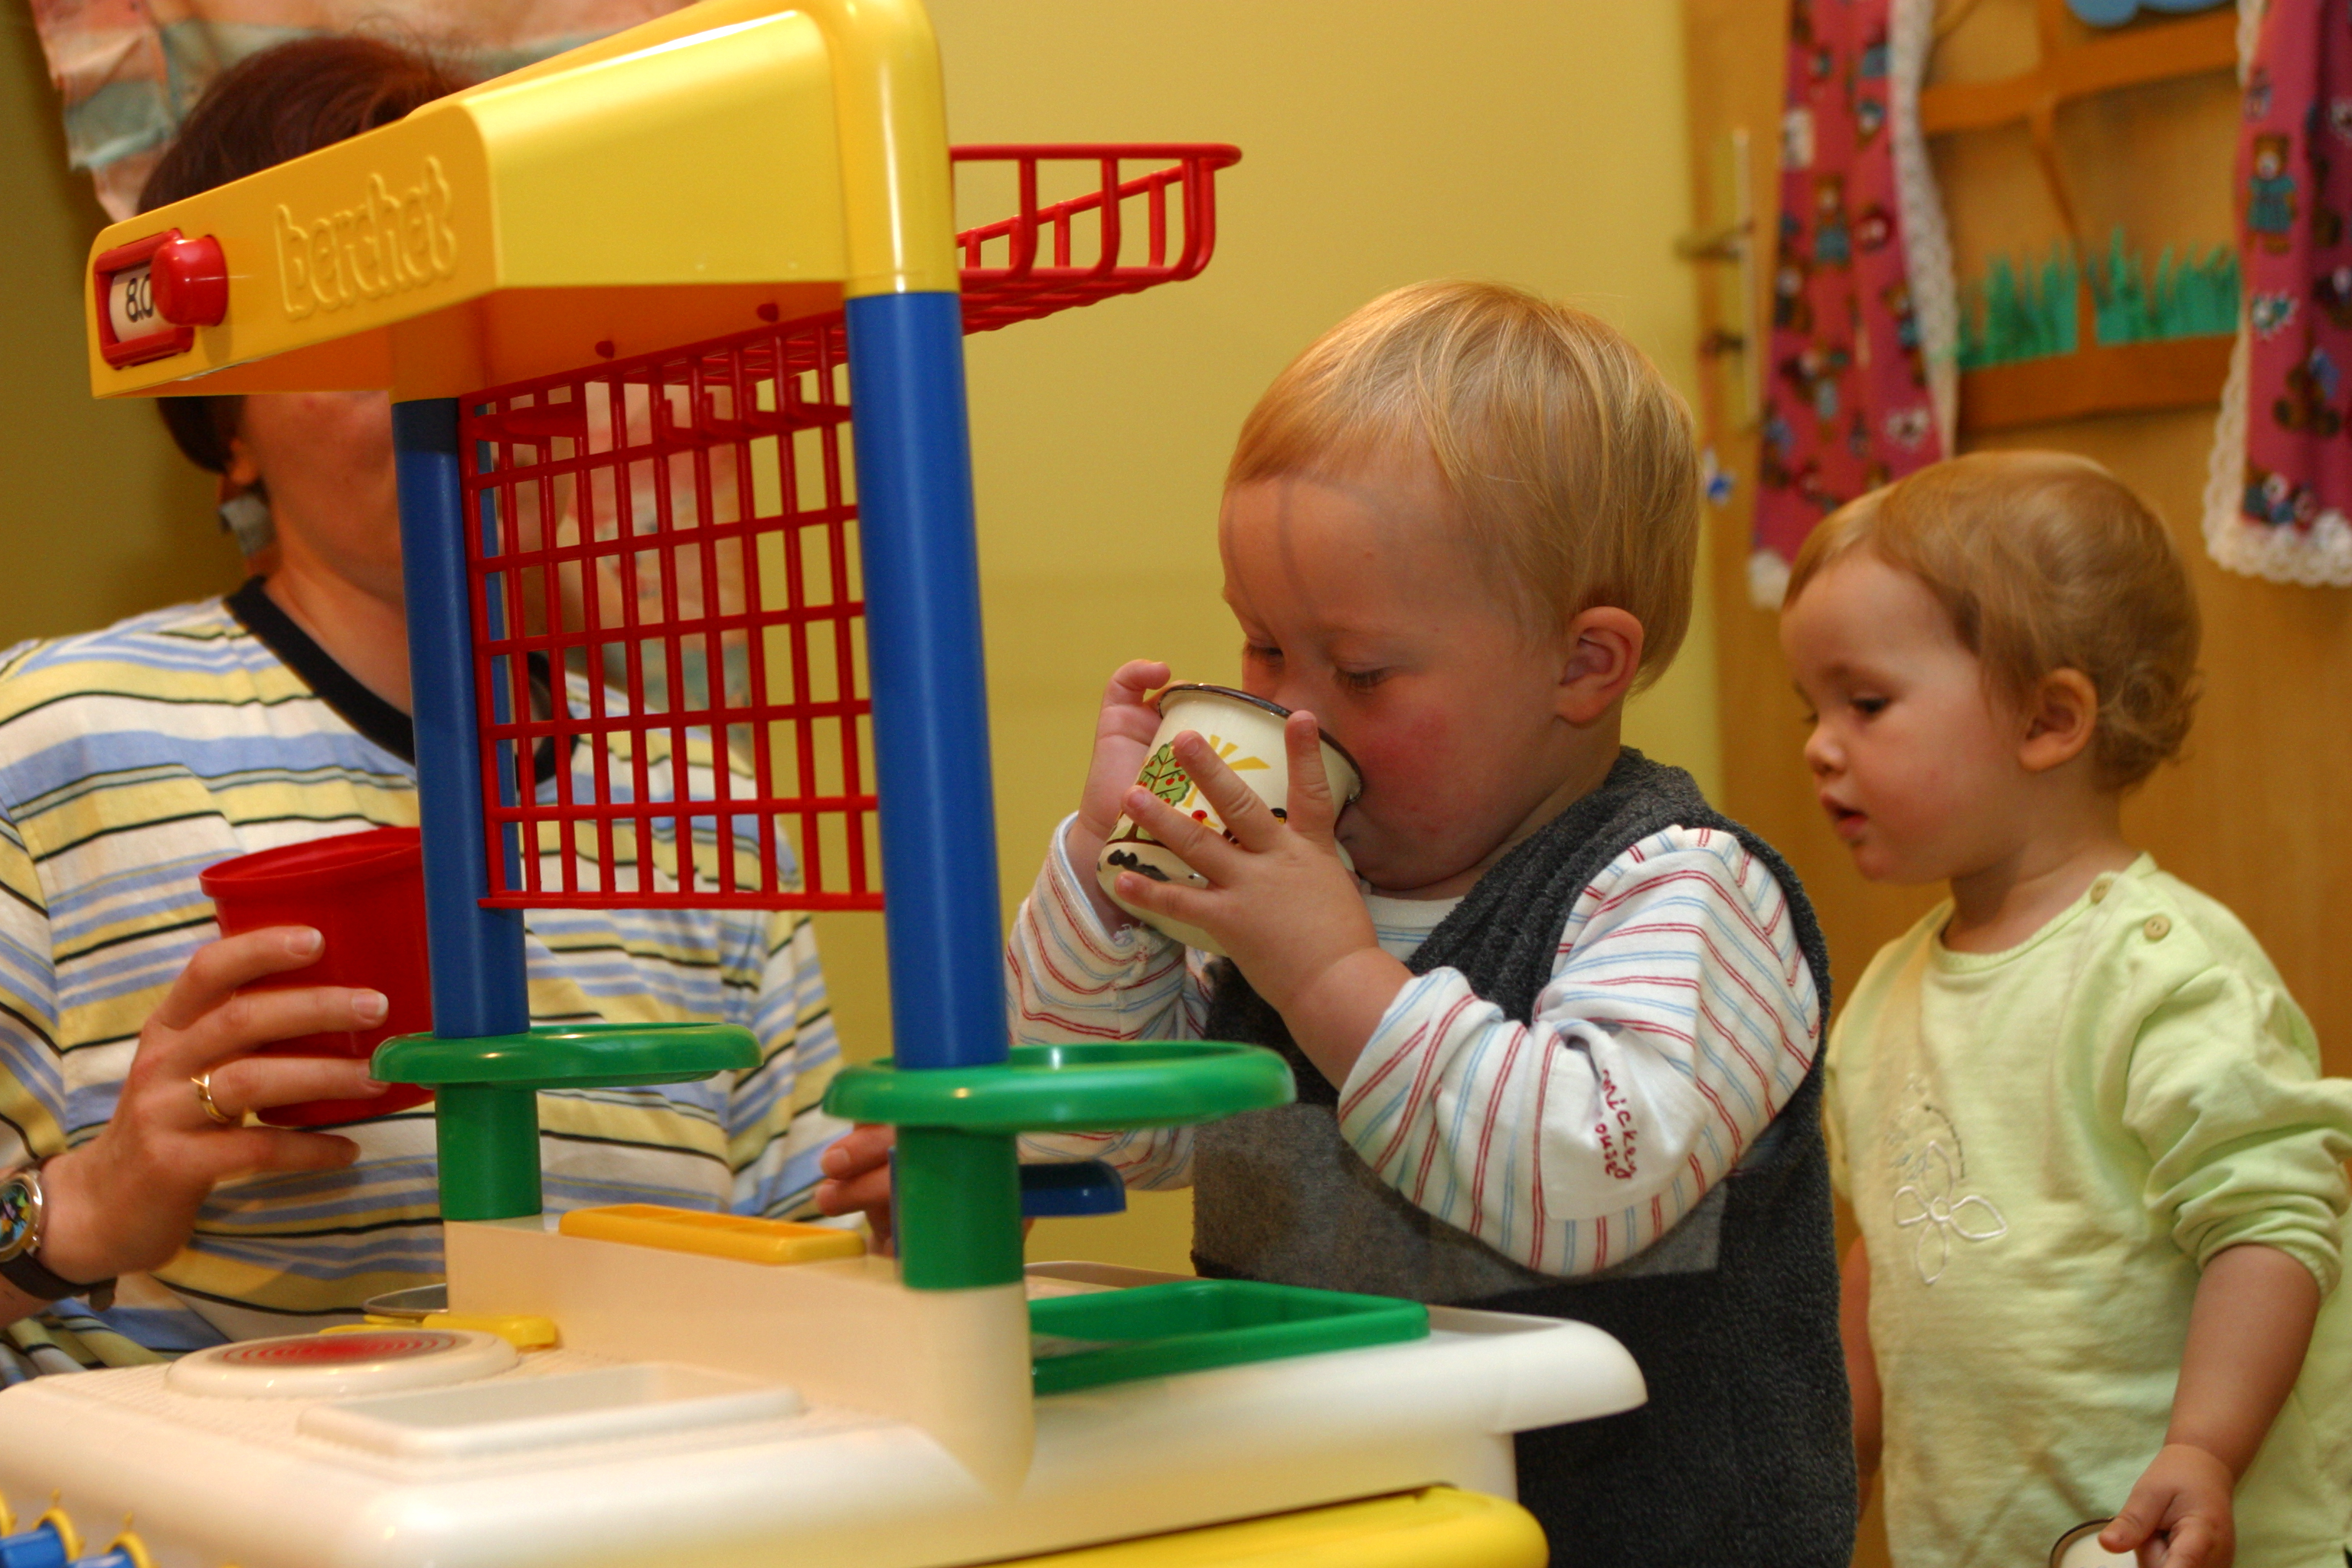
[0, 1261, 1642, 1568]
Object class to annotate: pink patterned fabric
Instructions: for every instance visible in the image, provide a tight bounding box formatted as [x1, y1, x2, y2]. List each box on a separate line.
[2224, 0, 2352, 570]
[28, 1, 687, 220]
[1756, 0, 1943, 588]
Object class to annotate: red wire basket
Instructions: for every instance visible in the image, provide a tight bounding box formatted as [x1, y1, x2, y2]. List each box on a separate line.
[462, 145, 1235, 910]
[954, 143, 1240, 332]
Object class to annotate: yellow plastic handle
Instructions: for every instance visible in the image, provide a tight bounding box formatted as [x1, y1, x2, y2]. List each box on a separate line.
[558, 1204, 869, 1265]
[459, 0, 955, 296]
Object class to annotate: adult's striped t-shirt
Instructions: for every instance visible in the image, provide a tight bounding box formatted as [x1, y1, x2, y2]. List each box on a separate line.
[0, 583, 844, 1362]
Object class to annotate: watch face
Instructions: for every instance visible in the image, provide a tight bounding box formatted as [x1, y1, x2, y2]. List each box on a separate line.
[0, 1173, 34, 1261]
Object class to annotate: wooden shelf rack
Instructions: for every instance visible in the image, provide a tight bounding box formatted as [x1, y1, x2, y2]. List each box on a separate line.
[1928, 0, 2238, 432]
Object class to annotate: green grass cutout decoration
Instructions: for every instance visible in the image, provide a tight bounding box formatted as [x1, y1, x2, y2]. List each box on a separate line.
[1955, 230, 2238, 371]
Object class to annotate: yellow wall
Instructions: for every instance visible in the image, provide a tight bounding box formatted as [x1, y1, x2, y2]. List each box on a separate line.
[0, 4, 1707, 1272]
[0, 15, 240, 642]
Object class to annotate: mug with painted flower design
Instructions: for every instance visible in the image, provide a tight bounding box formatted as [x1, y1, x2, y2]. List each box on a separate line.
[1096, 683, 1363, 955]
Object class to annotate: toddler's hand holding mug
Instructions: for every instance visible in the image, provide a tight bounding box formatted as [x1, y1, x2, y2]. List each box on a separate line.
[1079, 675, 1360, 955]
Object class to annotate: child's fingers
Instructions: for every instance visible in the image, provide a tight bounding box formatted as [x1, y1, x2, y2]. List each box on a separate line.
[1280, 712, 1339, 840]
[1102, 660, 1172, 719]
[1077, 663, 1174, 842]
[2154, 1518, 2217, 1568]
[2102, 1495, 2161, 1555]
[1122, 781, 1244, 879]
[1113, 867, 1220, 937]
[2102, 1462, 2219, 1568]
[1169, 730, 1286, 854]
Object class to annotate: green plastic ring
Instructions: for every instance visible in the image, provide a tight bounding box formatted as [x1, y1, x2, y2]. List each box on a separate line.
[824, 1041, 1293, 1132]
[372, 1021, 760, 1089]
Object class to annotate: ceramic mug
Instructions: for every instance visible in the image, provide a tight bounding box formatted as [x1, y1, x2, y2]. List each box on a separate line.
[2049, 1521, 2134, 1568]
[1096, 683, 1363, 954]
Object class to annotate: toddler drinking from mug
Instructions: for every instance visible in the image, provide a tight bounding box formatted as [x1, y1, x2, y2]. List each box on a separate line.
[825, 280, 1857, 1563]
[1778, 452, 2352, 1568]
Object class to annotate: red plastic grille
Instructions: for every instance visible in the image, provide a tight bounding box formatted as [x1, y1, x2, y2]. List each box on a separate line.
[464, 318, 877, 910]
[459, 145, 1236, 910]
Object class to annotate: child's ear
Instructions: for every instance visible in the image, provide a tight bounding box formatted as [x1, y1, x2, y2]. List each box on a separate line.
[2017, 668, 2099, 773]
[1556, 607, 1645, 726]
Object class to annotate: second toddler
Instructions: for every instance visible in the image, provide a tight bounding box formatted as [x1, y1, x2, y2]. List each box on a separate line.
[1779, 452, 2352, 1568]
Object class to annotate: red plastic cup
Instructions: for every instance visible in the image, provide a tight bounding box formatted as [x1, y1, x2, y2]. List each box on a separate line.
[198, 827, 436, 1128]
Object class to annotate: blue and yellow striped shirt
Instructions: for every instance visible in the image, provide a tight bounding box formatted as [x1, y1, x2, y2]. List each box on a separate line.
[0, 585, 844, 1360]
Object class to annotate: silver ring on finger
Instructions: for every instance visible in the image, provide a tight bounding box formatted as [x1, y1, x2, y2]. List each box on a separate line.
[191, 1070, 239, 1128]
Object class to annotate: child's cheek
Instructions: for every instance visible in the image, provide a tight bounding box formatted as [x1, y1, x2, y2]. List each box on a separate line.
[1341, 714, 1468, 836]
[1337, 703, 1433, 790]
[1873, 764, 1967, 864]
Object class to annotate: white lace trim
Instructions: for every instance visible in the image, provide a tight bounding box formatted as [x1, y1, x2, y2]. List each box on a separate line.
[1891, 0, 1960, 455]
[2203, 318, 2352, 582]
[2200, 0, 2352, 585]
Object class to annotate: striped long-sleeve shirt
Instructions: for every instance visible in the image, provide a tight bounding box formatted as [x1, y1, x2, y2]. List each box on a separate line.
[0, 586, 846, 1361]
[1012, 815, 1821, 1276]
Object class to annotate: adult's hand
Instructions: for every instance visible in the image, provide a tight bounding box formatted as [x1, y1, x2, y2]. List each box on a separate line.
[32, 926, 388, 1288]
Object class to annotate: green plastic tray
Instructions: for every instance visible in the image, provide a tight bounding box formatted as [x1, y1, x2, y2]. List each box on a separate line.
[1029, 1279, 1429, 1396]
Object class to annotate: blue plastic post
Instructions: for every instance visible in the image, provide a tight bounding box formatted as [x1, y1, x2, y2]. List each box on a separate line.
[393, 397, 531, 1040]
[842, 291, 1008, 1073]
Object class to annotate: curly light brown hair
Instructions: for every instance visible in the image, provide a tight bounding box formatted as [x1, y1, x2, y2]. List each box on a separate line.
[1785, 450, 2200, 790]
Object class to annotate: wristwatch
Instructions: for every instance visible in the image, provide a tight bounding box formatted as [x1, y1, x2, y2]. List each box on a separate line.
[0, 1163, 116, 1312]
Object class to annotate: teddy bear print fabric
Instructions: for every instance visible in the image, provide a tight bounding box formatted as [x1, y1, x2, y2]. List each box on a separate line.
[1756, 0, 1944, 605]
[2208, 0, 2352, 585]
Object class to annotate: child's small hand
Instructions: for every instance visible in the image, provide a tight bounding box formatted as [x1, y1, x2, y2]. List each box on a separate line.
[1068, 659, 1172, 926]
[812, 1122, 897, 1251]
[1112, 711, 1406, 1083]
[2102, 1444, 2236, 1568]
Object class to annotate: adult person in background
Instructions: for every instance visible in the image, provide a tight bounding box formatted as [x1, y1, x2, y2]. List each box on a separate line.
[0, 38, 846, 1364]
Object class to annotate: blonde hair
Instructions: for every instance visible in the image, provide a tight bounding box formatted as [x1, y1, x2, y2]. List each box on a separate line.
[1785, 450, 2200, 790]
[1227, 280, 1700, 685]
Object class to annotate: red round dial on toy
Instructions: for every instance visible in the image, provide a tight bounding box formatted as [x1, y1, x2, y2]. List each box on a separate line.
[168, 1326, 518, 1399]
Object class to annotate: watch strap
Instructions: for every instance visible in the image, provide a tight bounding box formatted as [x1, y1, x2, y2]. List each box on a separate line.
[0, 1247, 115, 1312]
[0, 1165, 116, 1312]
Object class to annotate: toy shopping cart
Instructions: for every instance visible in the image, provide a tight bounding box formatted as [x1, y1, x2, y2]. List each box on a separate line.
[0, 5, 1644, 1564]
